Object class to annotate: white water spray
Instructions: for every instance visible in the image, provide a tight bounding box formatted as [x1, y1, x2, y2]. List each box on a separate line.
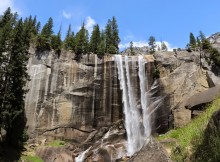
[138, 55, 151, 137]
[115, 55, 152, 156]
[75, 146, 92, 162]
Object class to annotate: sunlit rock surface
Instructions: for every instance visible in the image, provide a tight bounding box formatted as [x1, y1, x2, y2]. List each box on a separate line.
[25, 49, 157, 141]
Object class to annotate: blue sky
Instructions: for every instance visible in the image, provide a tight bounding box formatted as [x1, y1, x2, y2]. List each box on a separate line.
[1, 0, 220, 50]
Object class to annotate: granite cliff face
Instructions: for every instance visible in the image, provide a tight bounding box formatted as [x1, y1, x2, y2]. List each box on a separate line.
[25, 49, 157, 142]
[24, 48, 220, 161]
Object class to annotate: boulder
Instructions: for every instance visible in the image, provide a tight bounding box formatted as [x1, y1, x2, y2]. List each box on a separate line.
[185, 86, 220, 110]
[173, 109, 191, 128]
[131, 138, 172, 162]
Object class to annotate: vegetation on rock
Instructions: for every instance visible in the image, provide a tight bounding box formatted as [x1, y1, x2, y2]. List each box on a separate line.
[158, 96, 220, 162]
[148, 36, 156, 54]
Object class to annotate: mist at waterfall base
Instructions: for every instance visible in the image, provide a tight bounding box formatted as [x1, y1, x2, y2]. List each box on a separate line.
[75, 55, 163, 161]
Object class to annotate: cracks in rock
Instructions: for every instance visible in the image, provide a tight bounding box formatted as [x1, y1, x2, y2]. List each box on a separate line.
[41, 126, 94, 135]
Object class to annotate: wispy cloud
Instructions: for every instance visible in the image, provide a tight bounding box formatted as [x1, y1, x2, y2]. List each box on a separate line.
[62, 10, 72, 19]
[119, 40, 148, 49]
[85, 16, 96, 34]
[0, 0, 20, 14]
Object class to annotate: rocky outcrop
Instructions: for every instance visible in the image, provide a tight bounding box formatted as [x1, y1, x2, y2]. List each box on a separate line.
[185, 86, 220, 110]
[25, 49, 124, 140]
[156, 51, 209, 109]
[25, 49, 161, 141]
[131, 138, 172, 162]
[173, 108, 191, 127]
[121, 46, 149, 55]
[154, 51, 211, 127]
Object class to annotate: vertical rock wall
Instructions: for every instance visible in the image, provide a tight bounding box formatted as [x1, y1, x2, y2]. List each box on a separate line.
[25, 50, 159, 141]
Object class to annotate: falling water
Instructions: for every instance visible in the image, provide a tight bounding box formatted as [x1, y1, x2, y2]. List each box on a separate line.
[115, 55, 151, 156]
[75, 146, 92, 162]
[138, 55, 151, 137]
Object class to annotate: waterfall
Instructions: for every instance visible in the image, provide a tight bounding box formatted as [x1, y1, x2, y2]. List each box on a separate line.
[115, 55, 151, 156]
[138, 55, 151, 137]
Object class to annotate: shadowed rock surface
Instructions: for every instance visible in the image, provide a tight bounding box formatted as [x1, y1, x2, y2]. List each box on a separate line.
[185, 86, 220, 110]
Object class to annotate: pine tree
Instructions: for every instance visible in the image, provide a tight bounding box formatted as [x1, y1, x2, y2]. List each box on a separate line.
[0, 7, 13, 28]
[1, 18, 29, 146]
[97, 41, 105, 56]
[0, 8, 14, 131]
[75, 23, 89, 61]
[161, 41, 168, 51]
[51, 26, 62, 56]
[104, 17, 120, 54]
[129, 41, 135, 55]
[41, 17, 53, 38]
[36, 17, 53, 51]
[105, 19, 112, 53]
[64, 24, 75, 50]
[111, 16, 120, 53]
[199, 31, 206, 43]
[89, 24, 101, 53]
[148, 36, 156, 54]
[189, 32, 197, 51]
[197, 37, 201, 48]
[36, 21, 41, 34]
[97, 30, 106, 56]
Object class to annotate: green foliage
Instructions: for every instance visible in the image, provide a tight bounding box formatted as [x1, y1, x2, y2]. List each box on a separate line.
[0, 8, 29, 148]
[48, 140, 65, 147]
[197, 31, 220, 67]
[89, 24, 101, 53]
[107, 44, 118, 54]
[97, 40, 105, 56]
[51, 27, 62, 56]
[64, 25, 75, 51]
[148, 36, 156, 54]
[36, 34, 50, 51]
[152, 68, 160, 79]
[0, 7, 13, 28]
[158, 97, 220, 162]
[75, 23, 89, 61]
[196, 37, 201, 48]
[111, 16, 120, 53]
[41, 17, 53, 38]
[189, 32, 197, 50]
[129, 41, 135, 55]
[21, 155, 43, 162]
[199, 31, 206, 43]
[36, 17, 53, 51]
[105, 17, 120, 54]
[192, 118, 220, 162]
